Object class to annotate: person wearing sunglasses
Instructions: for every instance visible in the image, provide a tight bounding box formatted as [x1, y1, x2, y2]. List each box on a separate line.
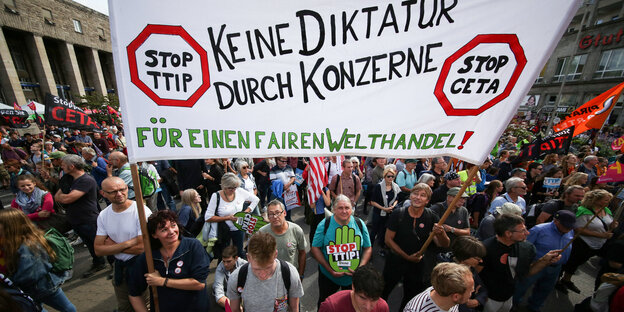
[369, 167, 400, 257]
[488, 177, 527, 216]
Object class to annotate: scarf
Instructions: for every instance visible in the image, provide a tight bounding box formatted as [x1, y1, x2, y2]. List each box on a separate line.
[379, 179, 401, 207]
[15, 187, 47, 215]
[576, 205, 612, 218]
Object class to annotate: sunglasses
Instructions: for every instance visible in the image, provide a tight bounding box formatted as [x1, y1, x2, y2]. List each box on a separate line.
[385, 175, 395, 178]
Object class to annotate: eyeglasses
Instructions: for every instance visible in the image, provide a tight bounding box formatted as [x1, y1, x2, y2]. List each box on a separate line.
[385, 175, 395, 178]
[241, 166, 248, 169]
[224, 187, 237, 191]
[267, 210, 284, 218]
[510, 227, 529, 233]
[515, 186, 527, 190]
[103, 186, 128, 195]
[277, 159, 287, 163]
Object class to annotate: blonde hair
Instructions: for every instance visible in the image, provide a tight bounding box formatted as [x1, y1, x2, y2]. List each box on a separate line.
[431, 262, 472, 296]
[0, 209, 56, 275]
[564, 172, 588, 187]
[580, 189, 613, 210]
[382, 167, 396, 178]
[181, 189, 201, 219]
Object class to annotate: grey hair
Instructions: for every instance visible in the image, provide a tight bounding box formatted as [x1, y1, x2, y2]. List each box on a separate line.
[62, 154, 86, 170]
[333, 194, 352, 209]
[584, 155, 598, 163]
[236, 160, 249, 172]
[349, 157, 360, 164]
[220, 172, 241, 189]
[505, 177, 524, 190]
[81, 147, 95, 156]
[267, 199, 285, 211]
[418, 173, 435, 184]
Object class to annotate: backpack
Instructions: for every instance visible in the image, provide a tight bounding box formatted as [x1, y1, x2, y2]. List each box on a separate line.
[237, 259, 291, 294]
[0, 273, 41, 312]
[44, 227, 74, 273]
[524, 202, 546, 229]
[123, 166, 157, 198]
[323, 215, 365, 235]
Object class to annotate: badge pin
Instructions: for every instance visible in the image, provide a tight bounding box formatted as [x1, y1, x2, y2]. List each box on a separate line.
[419, 223, 425, 228]
[177, 260, 183, 267]
[174, 267, 182, 274]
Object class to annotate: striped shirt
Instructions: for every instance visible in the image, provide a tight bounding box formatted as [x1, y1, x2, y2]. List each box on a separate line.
[403, 287, 459, 312]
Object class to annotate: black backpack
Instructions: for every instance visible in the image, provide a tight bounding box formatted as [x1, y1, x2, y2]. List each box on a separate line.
[237, 259, 291, 294]
[322, 215, 365, 235]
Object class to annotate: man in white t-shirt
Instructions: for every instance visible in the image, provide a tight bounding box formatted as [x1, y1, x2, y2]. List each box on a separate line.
[404, 263, 474, 312]
[94, 177, 152, 312]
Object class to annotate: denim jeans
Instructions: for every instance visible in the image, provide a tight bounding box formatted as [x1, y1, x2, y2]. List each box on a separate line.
[41, 288, 76, 312]
[156, 184, 176, 212]
[72, 222, 105, 266]
[513, 264, 562, 311]
[228, 229, 246, 259]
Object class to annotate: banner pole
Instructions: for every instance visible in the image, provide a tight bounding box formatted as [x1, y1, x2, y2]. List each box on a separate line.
[559, 212, 601, 254]
[418, 164, 480, 254]
[130, 163, 160, 312]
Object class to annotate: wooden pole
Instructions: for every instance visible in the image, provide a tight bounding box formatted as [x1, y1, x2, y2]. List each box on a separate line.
[560, 212, 601, 254]
[418, 165, 480, 254]
[130, 163, 160, 312]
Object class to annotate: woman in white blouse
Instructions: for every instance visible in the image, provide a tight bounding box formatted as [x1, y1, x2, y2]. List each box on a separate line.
[205, 173, 259, 259]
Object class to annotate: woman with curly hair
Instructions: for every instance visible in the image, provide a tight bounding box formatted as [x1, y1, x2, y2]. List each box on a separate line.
[557, 189, 618, 294]
[0, 209, 75, 311]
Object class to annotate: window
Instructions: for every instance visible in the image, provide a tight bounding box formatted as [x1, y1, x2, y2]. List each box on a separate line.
[566, 54, 587, 81]
[553, 57, 567, 82]
[73, 19, 82, 33]
[43, 9, 54, 25]
[3, 0, 18, 14]
[553, 54, 587, 82]
[98, 27, 106, 41]
[536, 65, 546, 83]
[594, 48, 624, 79]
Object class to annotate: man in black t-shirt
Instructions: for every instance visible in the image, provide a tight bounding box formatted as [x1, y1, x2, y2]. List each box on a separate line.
[54, 154, 106, 278]
[535, 185, 584, 225]
[382, 183, 449, 310]
[478, 214, 560, 312]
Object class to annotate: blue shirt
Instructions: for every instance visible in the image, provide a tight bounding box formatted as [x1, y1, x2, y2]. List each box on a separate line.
[488, 193, 526, 215]
[527, 222, 573, 265]
[396, 169, 417, 190]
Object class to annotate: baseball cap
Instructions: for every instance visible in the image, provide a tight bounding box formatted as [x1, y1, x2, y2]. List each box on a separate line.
[554, 210, 576, 229]
[405, 159, 417, 164]
[49, 151, 66, 159]
[447, 187, 469, 198]
[444, 171, 460, 181]
[495, 202, 523, 216]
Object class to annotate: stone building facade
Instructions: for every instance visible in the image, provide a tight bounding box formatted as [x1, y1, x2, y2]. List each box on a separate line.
[0, 0, 115, 105]
[521, 0, 624, 126]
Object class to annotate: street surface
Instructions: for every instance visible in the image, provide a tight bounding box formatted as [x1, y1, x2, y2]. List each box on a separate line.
[4, 191, 595, 312]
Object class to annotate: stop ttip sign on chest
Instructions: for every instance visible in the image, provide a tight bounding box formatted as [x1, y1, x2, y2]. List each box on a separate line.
[110, 0, 580, 163]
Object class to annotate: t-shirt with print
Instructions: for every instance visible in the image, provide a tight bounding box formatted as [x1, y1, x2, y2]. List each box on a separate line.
[96, 202, 152, 261]
[479, 237, 535, 301]
[404, 286, 458, 312]
[259, 221, 307, 270]
[226, 259, 304, 312]
[312, 216, 372, 286]
[430, 202, 470, 243]
[65, 173, 99, 225]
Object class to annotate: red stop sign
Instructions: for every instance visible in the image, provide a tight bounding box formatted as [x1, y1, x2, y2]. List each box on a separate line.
[126, 24, 210, 108]
[434, 34, 527, 116]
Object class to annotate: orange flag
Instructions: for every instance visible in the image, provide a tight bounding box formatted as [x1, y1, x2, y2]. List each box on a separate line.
[553, 82, 624, 136]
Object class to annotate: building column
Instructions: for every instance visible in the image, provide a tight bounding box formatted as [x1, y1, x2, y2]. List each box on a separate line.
[58, 42, 86, 99]
[24, 34, 57, 97]
[0, 28, 26, 105]
[102, 53, 117, 92]
[85, 48, 107, 96]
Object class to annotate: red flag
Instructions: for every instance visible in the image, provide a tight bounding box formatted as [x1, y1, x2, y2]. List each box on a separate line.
[27, 101, 36, 111]
[107, 105, 120, 116]
[307, 157, 327, 206]
[13, 102, 21, 110]
[597, 161, 624, 183]
[554, 82, 624, 136]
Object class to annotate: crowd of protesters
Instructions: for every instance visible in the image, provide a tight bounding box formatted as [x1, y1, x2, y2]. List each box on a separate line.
[1, 119, 624, 312]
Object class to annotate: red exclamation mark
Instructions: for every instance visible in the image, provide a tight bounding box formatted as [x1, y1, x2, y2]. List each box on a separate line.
[458, 131, 474, 150]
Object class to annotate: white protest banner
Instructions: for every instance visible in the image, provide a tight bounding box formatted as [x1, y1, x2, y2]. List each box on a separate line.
[109, 0, 580, 163]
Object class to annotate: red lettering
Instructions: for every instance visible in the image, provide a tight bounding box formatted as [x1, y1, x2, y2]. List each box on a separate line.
[541, 142, 552, 151]
[579, 35, 593, 49]
[595, 33, 602, 47]
[65, 109, 77, 123]
[617, 29, 623, 43]
[51, 107, 64, 121]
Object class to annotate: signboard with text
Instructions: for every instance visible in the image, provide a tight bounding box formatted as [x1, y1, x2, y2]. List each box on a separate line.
[109, 0, 580, 163]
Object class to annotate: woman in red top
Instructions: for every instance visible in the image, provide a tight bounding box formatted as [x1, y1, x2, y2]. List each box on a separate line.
[11, 174, 55, 223]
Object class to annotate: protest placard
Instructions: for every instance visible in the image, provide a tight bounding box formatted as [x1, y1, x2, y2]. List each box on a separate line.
[109, 0, 580, 163]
